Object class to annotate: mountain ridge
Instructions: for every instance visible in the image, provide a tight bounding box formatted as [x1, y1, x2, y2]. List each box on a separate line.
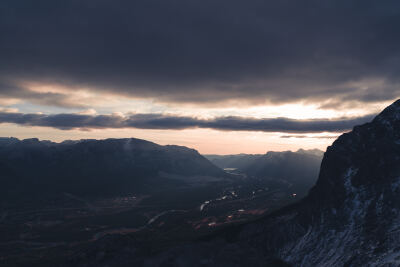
[0, 137, 228, 200]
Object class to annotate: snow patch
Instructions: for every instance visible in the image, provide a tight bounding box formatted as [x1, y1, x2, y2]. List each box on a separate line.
[344, 167, 358, 194]
[391, 177, 400, 192]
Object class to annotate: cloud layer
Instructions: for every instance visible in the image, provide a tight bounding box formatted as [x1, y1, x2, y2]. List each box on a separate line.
[0, 0, 400, 107]
[0, 111, 375, 133]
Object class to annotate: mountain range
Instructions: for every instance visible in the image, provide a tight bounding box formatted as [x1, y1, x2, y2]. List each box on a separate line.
[67, 99, 400, 266]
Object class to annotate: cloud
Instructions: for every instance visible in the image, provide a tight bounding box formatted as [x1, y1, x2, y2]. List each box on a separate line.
[0, 107, 19, 113]
[77, 109, 97, 115]
[0, 82, 88, 108]
[0, 110, 375, 133]
[280, 135, 339, 139]
[0, 0, 400, 108]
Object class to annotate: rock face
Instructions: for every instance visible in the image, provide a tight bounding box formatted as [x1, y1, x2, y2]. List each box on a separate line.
[279, 98, 400, 266]
[144, 99, 400, 266]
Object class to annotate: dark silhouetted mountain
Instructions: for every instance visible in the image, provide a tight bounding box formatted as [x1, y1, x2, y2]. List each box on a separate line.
[0, 138, 227, 200]
[122, 99, 400, 266]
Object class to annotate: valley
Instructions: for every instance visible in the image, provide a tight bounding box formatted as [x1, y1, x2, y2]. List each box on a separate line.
[0, 137, 322, 266]
[0, 172, 302, 266]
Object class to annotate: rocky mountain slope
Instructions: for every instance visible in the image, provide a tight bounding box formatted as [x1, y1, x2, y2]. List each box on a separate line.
[141, 99, 400, 266]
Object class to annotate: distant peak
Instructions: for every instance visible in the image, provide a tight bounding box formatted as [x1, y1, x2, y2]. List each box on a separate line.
[22, 138, 39, 142]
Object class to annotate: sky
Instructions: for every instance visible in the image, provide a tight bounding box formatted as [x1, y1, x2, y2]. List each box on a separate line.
[0, 0, 399, 154]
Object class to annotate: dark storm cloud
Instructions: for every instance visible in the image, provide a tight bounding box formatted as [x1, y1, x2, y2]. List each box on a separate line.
[0, 111, 375, 133]
[1, 0, 400, 106]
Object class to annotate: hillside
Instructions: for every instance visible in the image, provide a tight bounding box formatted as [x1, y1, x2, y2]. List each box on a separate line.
[0, 137, 227, 199]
